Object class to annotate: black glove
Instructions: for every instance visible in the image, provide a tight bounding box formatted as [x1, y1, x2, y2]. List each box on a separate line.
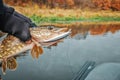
[0, 6, 36, 42]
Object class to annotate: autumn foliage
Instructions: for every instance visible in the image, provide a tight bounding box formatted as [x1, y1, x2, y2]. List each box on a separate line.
[92, 0, 111, 10]
[92, 0, 120, 10]
[111, 0, 120, 10]
[3, 0, 120, 10]
[4, 0, 74, 8]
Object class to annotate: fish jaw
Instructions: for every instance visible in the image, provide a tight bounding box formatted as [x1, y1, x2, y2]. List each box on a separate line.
[30, 27, 71, 43]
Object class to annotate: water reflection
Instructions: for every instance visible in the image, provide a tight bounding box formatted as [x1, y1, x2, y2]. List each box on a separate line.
[1, 24, 120, 79]
[68, 24, 120, 40]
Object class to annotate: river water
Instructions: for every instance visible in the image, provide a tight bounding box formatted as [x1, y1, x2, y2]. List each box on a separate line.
[1, 24, 120, 80]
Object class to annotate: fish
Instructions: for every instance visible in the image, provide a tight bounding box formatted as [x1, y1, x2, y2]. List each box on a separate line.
[0, 27, 71, 74]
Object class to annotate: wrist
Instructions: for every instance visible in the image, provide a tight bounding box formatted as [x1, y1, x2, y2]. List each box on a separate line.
[4, 5, 14, 14]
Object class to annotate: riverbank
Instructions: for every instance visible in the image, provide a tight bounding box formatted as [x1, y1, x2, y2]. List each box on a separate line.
[14, 6, 120, 25]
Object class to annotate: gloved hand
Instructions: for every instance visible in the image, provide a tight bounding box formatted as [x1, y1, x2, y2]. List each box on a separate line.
[0, 6, 36, 42]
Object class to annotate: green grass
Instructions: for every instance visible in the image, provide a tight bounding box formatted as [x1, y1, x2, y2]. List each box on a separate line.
[89, 16, 120, 22]
[30, 15, 120, 25]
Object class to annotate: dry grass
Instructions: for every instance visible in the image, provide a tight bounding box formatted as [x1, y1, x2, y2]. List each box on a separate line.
[14, 5, 120, 18]
[40, 21, 120, 27]
[11, 5, 120, 25]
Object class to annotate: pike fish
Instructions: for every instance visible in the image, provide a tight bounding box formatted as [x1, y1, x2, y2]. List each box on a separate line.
[0, 27, 71, 74]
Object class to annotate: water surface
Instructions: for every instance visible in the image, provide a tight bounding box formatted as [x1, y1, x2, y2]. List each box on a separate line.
[1, 24, 120, 80]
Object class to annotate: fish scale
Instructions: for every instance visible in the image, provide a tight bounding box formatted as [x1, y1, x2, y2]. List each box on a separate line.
[0, 27, 46, 59]
[0, 35, 25, 58]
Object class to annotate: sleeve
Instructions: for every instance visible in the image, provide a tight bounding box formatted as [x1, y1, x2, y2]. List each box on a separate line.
[0, 0, 5, 14]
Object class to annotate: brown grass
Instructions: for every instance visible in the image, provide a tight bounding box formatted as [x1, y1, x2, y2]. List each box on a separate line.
[13, 5, 120, 18]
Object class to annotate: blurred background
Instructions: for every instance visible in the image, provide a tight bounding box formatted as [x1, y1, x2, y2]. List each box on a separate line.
[3, 0, 120, 25]
[3, 0, 120, 10]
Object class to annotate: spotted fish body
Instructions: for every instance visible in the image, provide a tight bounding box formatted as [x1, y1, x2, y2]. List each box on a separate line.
[0, 35, 33, 60]
[0, 27, 71, 61]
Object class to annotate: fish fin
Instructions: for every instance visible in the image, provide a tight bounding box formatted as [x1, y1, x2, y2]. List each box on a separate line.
[31, 45, 36, 59]
[36, 46, 43, 59]
[2, 58, 7, 75]
[7, 57, 17, 71]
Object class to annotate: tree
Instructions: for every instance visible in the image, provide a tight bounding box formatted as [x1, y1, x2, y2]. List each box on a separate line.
[111, 0, 120, 10]
[92, 0, 111, 10]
